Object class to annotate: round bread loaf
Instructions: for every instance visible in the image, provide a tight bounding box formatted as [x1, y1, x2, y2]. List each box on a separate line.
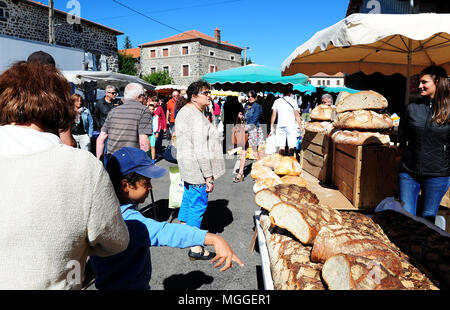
[331, 130, 391, 145]
[306, 121, 335, 135]
[335, 110, 393, 130]
[335, 90, 388, 113]
[310, 104, 333, 121]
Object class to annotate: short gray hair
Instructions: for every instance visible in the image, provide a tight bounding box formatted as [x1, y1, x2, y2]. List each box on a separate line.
[321, 93, 333, 104]
[105, 85, 116, 92]
[124, 83, 144, 100]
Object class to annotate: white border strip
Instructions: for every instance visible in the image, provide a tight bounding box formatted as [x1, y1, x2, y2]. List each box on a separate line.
[254, 211, 274, 290]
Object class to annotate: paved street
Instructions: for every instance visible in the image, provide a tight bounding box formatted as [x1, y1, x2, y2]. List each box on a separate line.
[144, 151, 263, 290]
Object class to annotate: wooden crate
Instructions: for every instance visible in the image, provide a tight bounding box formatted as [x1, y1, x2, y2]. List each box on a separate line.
[332, 143, 400, 210]
[300, 130, 333, 184]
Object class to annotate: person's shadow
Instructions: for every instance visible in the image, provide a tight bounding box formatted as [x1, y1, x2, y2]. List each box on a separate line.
[163, 271, 214, 290]
[200, 199, 233, 233]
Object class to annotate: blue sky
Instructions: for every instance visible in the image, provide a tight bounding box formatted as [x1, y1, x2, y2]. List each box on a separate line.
[52, 0, 350, 68]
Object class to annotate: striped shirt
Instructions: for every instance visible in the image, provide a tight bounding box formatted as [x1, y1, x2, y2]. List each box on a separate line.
[102, 99, 153, 155]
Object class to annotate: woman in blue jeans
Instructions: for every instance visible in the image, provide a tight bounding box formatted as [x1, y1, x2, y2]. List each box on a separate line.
[398, 65, 449, 222]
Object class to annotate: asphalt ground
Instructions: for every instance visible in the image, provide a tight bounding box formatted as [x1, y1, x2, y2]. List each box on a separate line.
[86, 138, 265, 291]
[145, 150, 263, 290]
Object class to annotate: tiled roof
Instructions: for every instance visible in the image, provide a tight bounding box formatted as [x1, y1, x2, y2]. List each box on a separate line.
[118, 48, 141, 59]
[140, 30, 242, 51]
[311, 72, 345, 77]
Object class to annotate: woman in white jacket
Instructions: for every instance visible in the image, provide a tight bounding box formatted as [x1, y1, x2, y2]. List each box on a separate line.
[0, 61, 129, 289]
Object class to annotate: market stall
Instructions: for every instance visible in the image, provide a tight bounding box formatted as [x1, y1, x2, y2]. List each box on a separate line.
[250, 153, 450, 290]
[280, 12, 450, 212]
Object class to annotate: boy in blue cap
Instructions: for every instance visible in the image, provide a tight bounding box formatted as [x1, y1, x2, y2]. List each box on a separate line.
[89, 147, 243, 290]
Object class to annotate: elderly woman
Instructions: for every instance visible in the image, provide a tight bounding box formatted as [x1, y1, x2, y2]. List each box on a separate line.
[398, 65, 450, 223]
[175, 80, 225, 261]
[0, 61, 129, 289]
[71, 94, 94, 151]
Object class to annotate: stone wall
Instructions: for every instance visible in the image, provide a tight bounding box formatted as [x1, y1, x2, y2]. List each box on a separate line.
[141, 40, 241, 86]
[0, 0, 120, 71]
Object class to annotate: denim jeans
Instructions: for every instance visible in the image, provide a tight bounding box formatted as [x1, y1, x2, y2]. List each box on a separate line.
[399, 172, 450, 221]
[178, 183, 208, 229]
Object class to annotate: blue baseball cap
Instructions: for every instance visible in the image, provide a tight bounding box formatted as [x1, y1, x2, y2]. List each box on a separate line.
[107, 147, 167, 179]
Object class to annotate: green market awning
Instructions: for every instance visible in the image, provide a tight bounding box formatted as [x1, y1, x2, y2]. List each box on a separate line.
[203, 64, 308, 93]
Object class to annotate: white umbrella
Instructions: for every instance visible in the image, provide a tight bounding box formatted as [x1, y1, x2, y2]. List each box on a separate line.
[281, 13, 450, 104]
[63, 70, 155, 91]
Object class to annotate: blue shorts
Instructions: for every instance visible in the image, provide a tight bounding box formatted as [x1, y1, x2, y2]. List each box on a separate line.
[178, 183, 208, 229]
[149, 134, 156, 147]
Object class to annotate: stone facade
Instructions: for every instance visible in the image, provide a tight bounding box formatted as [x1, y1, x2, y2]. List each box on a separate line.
[0, 0, 122, 71]
[140, 34, 242, 86]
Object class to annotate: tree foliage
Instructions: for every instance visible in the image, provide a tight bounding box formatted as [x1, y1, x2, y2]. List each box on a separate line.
[118, 53, 138, 76]
[123, 36, 133, 49]
[241, 57, 253, 66]
[142, 71, 173, 86]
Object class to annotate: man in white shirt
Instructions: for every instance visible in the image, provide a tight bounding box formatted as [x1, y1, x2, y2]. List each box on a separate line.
[270, 91, 303, 156]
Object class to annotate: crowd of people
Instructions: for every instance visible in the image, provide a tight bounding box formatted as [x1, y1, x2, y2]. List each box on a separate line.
[0, 49, 448, 290]
[0, 52, 244, 290]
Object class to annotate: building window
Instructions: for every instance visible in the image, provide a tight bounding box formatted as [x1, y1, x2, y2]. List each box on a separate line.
[336, 80, 340, 86]
[317, 80, 321, 86]
[182, 65, 189, 77]
[209, 51, 215, 57]
[182, 46, 189, 55]
[230, 55, 235, 61]
[73, 24, 82, 33]
[150, 50, 156, 58]
[163, 48, 168, 57]
[209, 65, 218, 73]
[0, 1, 7, 21]
[163, 66, 169, 73]
[151, 67, 156, 74]
[327, 80, 330, 86]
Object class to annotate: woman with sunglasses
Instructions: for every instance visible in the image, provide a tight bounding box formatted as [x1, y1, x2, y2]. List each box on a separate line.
[398, 65, 450, 223]
[233, 91, 263, 183]
[175, 80, 225, 261]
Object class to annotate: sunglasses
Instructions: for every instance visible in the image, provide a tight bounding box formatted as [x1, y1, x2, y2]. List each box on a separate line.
[198, 90, 211, 96]
[107, 91, 118, 95]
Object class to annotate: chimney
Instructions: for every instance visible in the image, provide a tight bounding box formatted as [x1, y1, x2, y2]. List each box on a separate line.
[214, 28, 221, 44]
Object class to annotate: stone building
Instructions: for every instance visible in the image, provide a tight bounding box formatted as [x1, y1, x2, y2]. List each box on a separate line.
[0, 0, 123, 71]
[139, 28, 243, 86]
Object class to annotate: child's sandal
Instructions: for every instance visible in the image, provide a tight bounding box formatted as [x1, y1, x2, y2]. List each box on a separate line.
[233, 173, 244, 183]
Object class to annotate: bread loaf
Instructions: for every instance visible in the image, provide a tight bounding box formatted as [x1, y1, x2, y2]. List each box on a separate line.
[331, 130, 391, 145]
[335, 90, 388, 113]
[311, 225, 403, 275]
[250, 165, 274, 179]
[269, 201, 343, 245]
[262, 153, 283, 169]
[254, 184, 320, 212]
[340, 211, 440, 290]
[335, 91, 352, 107]
[274, 156, 301, 176]
[372, 210, 450, 290]
[310, 104, 333, 121]
[259, 214, 325, 290]
[255, 176, 282, 188]
[280, 175, 307, 187]
[335, 110, 393, 130]
[305, 121, 334, 135]
[322, 254, 406, 290]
